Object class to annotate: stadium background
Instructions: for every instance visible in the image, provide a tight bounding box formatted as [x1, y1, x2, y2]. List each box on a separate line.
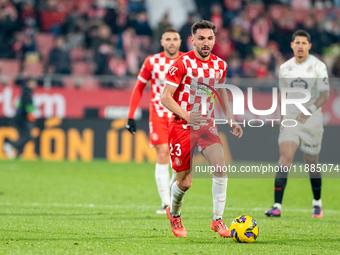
[0, 0, 339, 163]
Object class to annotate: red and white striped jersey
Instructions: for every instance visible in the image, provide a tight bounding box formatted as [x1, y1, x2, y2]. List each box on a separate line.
[138, 51, 182, 118]
[165, 50, 228, 126]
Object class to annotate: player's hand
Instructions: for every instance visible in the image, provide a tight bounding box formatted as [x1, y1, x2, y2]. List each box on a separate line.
[296, 113, 310, 124]
[188, 112, 208, 126]
[27, 113, 36, 122]
[230, 120, 243, 138]
[126, 119, 136, 134]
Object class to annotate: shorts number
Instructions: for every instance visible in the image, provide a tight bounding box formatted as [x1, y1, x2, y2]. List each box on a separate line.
[170, 143, 181, 156]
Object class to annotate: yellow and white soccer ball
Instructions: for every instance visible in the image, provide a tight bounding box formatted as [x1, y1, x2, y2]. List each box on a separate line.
[230, 215, 259, 243]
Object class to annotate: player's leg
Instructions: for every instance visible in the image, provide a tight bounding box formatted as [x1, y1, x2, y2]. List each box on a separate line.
[166, 122, 191, 237]
[166, 168, 190, 237]
[4, 123, 31, 159]
[301, 128, 323, 217]
[303, 153, 323, 217]
[266, 141, 298, 217]
[202, 142, 230, 238]
[154, 143, 171, 214]
[170, 169, 192, 216]
[150, 113, 172, 214]
[169, 168, 177, 189]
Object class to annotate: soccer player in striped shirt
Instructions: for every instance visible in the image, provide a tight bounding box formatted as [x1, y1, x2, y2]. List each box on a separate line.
[161, 20, 243, 237]
[126, 28, 183, 214]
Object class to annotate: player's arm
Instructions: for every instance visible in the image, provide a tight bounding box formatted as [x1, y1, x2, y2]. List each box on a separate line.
[126, 58, 151, 134]
[216, 88, 243, 138]
[297, 64, 330, 123]
[161, 84, 207, 126]
[161, 84, 189, 122]
[312, 90, 329, 110]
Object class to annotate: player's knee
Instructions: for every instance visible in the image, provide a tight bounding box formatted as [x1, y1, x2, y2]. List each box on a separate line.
[212, 163, 227, 177]
[279, 155, 293, 166]
[177, 179, 192, 191]
[156, 147, 169, 163]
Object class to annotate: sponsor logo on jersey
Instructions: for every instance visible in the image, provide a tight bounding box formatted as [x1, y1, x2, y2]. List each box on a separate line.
[168, 66, 178, 75]
[290, 78, 308, 89]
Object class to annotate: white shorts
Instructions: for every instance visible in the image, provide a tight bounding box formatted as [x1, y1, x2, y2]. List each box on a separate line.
[278, 114, 324, 155]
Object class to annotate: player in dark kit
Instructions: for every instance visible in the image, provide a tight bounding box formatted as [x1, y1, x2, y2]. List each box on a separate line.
[3, 78, 38, 159]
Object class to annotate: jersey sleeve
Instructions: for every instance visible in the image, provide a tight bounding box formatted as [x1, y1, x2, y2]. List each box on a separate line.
[316, 62, 329, 92]
[278, 65, 287, 90]
[127, 57, 151, 119]
[219, 61, 228, 84]
[137, 56, 152, 83]
[165, 58, 186, 87]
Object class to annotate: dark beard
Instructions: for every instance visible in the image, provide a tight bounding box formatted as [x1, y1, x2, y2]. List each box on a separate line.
[197, 47, 211, 58]
[165, 49, 176, 57]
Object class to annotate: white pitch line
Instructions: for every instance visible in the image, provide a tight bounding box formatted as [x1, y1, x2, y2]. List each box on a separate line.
[0, 202, 339, 214]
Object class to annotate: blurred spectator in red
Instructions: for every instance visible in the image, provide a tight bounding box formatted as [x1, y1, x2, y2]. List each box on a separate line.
[252, 16, 270, 49]
[114, 1, 129, 34]
[47, 36, 71, 74]
[210, 4, 223, 31]
[109, 54, 127, 76]
[179, 13, 195, 52]
[256, 61, 268, 78]
[212, 29, 234, 61]
[0, 0, 18, 21]
[122, 27, 140, 75]
[20, 0, 37, 31]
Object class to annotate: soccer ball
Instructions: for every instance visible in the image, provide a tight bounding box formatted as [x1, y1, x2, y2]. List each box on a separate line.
[230, 215, 259, 243]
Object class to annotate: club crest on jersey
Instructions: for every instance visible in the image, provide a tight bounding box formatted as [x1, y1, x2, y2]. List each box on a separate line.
[290, 78, 307, 89]
[174, 157, 182, 167]
[168, 66, 178, 75]
[209, 126, 218, 136]
[215, 70, 221, 79]
[307, 66, 312, 72]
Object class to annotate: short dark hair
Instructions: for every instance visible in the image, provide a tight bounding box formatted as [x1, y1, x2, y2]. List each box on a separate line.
[163, 27, 179, 34]
[292, 30, 311, 42]
[191, 20, 217, 36]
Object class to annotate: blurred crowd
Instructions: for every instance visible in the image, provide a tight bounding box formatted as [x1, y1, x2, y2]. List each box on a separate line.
[0, 0, 340, 89]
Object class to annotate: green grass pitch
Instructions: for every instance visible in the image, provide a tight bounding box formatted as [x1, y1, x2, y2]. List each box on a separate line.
[0, 160, 339, 254]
